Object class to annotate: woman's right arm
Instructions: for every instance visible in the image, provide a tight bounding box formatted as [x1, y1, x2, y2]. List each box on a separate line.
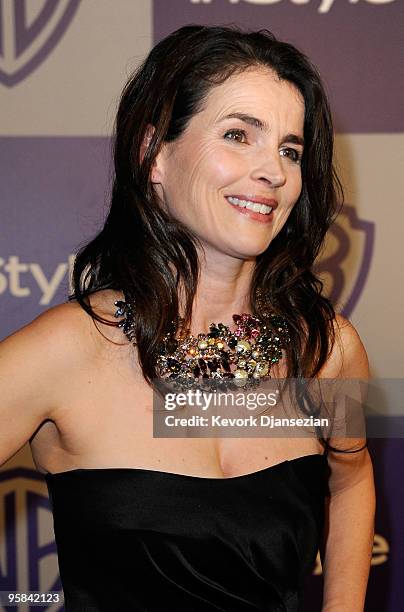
[0, 303, 87, 466]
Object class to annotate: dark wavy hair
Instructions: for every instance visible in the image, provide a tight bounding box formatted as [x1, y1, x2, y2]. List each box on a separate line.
[70, 24, 343, 388]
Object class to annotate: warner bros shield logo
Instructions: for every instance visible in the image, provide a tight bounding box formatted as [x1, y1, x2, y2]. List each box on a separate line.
[314, 204, 375, 317]
[0, 468, 63, 611]
[0, 0, 81, 87]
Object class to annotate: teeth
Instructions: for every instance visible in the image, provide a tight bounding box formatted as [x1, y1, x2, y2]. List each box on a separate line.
[226, 196, 273, 215]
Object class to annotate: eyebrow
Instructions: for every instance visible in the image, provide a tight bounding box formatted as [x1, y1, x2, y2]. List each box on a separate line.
[218, 112, 305, 147]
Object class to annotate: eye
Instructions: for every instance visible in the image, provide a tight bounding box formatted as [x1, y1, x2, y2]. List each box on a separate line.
[223, 128, 248, 143]
[280, 147, 302, 165]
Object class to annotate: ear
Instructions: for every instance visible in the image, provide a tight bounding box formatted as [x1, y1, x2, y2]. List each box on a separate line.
[139, 123, 165, 184]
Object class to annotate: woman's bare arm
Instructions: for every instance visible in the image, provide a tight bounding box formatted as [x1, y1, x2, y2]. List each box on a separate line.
[0, 303, 87, 466]
[319, 315, 376, 612]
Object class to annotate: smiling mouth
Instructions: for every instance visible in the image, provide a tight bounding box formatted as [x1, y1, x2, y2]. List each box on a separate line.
[225, 196, 273, 215]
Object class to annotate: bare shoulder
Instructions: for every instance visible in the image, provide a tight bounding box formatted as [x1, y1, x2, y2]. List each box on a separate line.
[1, 302, 92, 399]
[40, 288, 126, 344]
[0, 290, 134, 467]
[0, 302, 89, 465]
[2, 301, 87, 357]
[318, 313, 369, 379]
[1, 289, 128, 373]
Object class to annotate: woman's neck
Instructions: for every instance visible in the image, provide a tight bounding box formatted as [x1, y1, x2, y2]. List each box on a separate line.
[183, 253, 256, 335]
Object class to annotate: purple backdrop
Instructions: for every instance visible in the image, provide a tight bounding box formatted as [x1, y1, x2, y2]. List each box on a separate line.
[153, 0, 404, 133]
[0, 0, 403, 609]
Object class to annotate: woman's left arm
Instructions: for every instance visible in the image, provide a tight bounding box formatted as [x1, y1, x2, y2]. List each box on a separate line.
[319, 315, 376, 612]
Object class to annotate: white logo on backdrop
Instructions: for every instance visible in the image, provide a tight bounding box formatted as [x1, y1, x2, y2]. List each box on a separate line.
[0, 255, 75, 305]
[190, 0, 396, 15]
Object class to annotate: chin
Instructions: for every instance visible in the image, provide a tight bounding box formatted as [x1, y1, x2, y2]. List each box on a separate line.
[227, 240, 272, 260]
[202, 232, 272, 259]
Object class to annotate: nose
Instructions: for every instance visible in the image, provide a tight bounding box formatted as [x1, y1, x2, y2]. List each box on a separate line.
[250, 152, 286, 188]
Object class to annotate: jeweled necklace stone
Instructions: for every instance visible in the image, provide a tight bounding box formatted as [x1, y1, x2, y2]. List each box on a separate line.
[114, 289, 290, 392]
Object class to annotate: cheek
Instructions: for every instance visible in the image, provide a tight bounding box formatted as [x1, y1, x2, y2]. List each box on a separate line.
[295, 173, 303, 197]
[285, 170, 302, 207]
[164, 145, 221, 219]
[202, 148, 244, 186]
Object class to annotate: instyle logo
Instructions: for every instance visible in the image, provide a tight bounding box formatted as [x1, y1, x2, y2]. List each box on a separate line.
[0, 255, 75, 305]
[190, 0, 396, 14]
[0, 0, 82, 87]
[0, 468, 62, 609]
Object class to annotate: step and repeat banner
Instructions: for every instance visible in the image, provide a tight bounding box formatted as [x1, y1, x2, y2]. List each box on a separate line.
[1, 1, 403, 610]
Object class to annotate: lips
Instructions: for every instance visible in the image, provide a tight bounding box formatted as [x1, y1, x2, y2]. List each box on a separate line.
[225, 195, 276, 224]
[225, 195, 278, 209]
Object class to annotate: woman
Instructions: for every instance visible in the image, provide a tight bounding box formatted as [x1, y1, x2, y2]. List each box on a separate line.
[1, 25, 375, 611]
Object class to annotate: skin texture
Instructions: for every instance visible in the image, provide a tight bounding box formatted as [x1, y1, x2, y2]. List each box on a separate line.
[147, 68, 375, 610]
[317, 325, 375, 612]
[147, 67, 305, 332]
[0, 66, 374, 612]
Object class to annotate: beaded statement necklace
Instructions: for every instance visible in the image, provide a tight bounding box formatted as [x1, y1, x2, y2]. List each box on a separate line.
[114, 288, 290, 391]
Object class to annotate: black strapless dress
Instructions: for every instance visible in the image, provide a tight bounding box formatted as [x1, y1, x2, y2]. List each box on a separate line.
[45, 453, 329, 612]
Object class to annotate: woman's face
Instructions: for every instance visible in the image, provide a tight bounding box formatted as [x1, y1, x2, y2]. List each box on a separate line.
[153, 67, 305, 259]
